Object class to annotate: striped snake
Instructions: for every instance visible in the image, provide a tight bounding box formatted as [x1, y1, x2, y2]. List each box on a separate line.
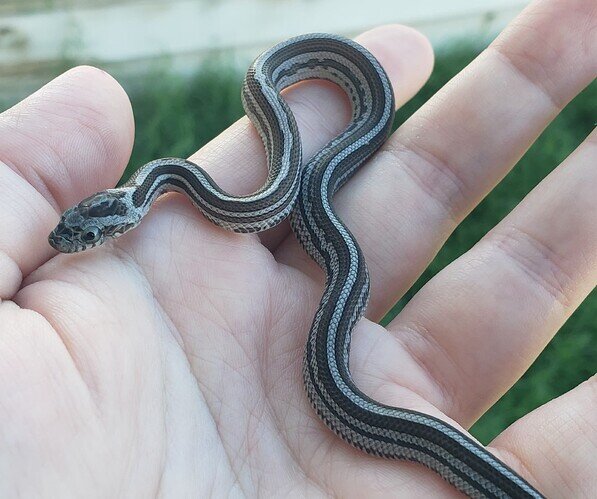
[49, 34, 543, 499]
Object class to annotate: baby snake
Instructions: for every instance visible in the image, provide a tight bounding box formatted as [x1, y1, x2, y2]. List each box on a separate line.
[49, 33, 543, 499]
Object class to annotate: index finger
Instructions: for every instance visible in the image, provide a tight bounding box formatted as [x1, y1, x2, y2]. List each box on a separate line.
[186, 25, 434, 250]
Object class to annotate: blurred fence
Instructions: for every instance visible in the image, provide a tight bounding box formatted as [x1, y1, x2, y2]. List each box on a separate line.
[1, 0, 526, 99]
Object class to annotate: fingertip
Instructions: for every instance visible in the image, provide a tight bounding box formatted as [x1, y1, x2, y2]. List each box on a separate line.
[356, 24, 435, 107]
[47, 64, 135, 198]
[60, 65, 135, 156]
[2, 64, 135, 210]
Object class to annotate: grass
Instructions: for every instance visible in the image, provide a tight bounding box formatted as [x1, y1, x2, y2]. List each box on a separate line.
[4, 42, 596, 444]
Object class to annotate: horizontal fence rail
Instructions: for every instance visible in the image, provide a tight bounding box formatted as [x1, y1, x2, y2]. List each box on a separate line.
[0, 0, 526, 100]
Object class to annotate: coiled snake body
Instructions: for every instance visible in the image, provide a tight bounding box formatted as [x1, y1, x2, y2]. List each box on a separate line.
[49, 34, 543, 499]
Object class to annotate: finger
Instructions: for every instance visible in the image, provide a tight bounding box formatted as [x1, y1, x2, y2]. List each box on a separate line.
[185, 25, 434, 250]
[385, 128, 596, 425]
[0, 66, 134, 298]
[275, 0, 597, 319]
[491, 376, 597, 498]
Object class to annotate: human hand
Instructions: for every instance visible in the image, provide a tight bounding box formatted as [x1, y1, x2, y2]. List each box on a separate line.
[1, 0, 595, 496]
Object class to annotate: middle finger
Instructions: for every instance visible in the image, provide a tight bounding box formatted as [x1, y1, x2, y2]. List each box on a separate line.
[275, 0, 596, 320]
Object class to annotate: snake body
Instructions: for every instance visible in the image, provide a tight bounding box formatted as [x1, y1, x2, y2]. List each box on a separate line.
[49, 34, 543, 499]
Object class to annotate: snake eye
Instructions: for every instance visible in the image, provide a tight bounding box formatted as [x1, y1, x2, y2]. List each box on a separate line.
[82, 226, 101, 243]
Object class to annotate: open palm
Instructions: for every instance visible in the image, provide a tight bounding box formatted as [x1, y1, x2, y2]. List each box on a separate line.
[1, 1, 595, 497]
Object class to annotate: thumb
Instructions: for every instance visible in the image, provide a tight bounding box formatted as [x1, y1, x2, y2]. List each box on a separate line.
[0, 66, 134, 298]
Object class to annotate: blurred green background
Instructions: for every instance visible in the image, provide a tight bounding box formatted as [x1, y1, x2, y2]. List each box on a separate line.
[3, 42, 595, 444]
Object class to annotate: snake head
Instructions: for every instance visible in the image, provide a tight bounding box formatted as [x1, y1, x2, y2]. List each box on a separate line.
[48, 190, 137, 253]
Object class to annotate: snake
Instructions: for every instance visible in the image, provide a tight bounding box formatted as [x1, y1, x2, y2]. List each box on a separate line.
[48, 33, 544, 499]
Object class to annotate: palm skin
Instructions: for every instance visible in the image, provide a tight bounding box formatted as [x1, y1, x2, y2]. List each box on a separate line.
[8, 202, 458, 497]
[1, 1, 596, 497]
